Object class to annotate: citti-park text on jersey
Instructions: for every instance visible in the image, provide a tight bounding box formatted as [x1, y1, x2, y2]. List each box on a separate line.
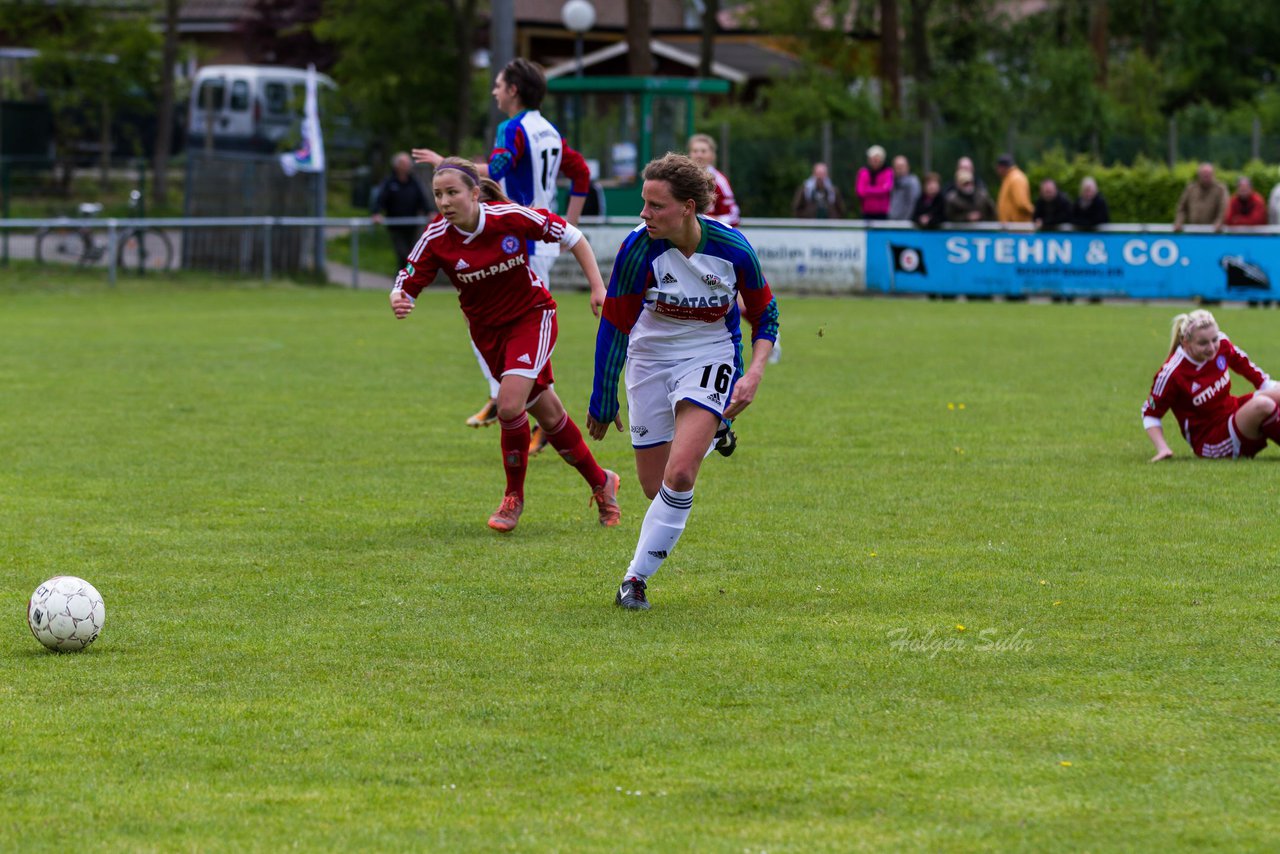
[456, 255, 526, 284]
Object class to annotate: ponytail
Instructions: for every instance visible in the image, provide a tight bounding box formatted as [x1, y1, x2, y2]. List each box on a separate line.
[478, 178, 510, 204]
[1169, 309, 1217, 356]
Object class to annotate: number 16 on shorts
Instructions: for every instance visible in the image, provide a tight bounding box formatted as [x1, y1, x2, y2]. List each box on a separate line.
[689, 362, 735, 414]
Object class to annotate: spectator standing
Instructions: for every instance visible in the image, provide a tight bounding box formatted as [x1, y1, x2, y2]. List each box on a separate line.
[1224, 176, 1267, 226]
[1268, 173, 1280, 225]
[944, 169, 996, 223]
[1033, 179, 1073, 230]
[911, 172, 945, 229]
[1173, 163, 1228, 232]
[855, 145, 893, 219]
[1070, 177, 1110, 230]
[792, 162, 845, 219]
[888, 155, 921, 221]
[994, 153, 1033, 225]
[371, 152, 433, 267]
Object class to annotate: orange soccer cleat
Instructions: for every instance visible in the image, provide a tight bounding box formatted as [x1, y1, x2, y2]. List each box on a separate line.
[528, 425, 549, 455]
[589, 469, 622, 527]
[487, 494, 524, 532]
[466, 398, 499, 428]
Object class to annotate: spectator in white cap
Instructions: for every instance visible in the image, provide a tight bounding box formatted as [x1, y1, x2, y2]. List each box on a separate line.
[855, 144, 893, 220]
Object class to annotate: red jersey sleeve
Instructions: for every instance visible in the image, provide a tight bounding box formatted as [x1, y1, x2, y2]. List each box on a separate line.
[393, 228, 439, 298]
[559, 142, 591, 197]
[1142, 359, 1178, 423]
[1224, 336, 1271, 387]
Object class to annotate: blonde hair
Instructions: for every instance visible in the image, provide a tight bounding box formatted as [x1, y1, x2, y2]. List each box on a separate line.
[434, 156, 509, 204]
[687, 133, 717, 154]
[643, 152, 716, 216]
[1169, 309, 1217, 355]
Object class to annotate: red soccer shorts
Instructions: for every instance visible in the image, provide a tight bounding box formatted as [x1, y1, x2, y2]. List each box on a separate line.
[469, 307, 557, 404]
[1194, 393, 1268, 459]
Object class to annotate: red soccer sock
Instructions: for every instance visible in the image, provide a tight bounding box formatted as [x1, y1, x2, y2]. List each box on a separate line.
[544, 412, 607, 489]
[499, 413, 530, 500]
[1259, 406, 1280, 443]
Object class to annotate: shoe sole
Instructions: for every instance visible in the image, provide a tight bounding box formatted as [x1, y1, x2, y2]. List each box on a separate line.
[615, 598, 651, 610]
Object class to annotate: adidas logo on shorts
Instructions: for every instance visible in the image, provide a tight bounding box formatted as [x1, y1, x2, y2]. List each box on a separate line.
[517, 353, 532, 365]
[661, 272, 678, 284]
[455, 258, 469, 270]
[707, 392, 722, 404]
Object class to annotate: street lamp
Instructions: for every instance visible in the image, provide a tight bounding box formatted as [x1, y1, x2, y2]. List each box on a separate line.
[561, 0, 595, 143]
[561, 0, 595, 77]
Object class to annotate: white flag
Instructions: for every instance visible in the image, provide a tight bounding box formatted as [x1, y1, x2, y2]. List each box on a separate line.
[280, 64, 326, 176]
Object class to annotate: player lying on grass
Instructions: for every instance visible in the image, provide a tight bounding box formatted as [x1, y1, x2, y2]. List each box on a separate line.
[390, 157, 621, 533]
[587, 153, 779, 610]
[1144, 309, 1280, 462]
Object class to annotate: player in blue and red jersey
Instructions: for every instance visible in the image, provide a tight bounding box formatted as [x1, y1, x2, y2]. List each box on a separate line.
[391, 157, 621, 533]
[1144, 309, 1280, 461]
[586, 153, 779, 610]
[415, 59, 596, 450]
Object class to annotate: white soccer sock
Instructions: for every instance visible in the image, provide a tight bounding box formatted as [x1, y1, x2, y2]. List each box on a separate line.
[624, 484, 694, 581]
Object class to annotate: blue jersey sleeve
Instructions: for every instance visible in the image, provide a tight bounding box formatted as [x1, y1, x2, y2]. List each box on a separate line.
[589, 228, 652, 422]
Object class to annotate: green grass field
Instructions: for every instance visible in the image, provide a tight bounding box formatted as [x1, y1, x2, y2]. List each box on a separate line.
[2, 266, 1277, 851]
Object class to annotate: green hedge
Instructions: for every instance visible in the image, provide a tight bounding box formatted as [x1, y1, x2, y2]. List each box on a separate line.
[1024, 150, 1280, 224]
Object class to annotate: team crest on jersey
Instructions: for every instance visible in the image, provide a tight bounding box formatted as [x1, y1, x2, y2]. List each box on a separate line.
[501, 235, 520, 254]
[1216, 355, 1227, 370]
[703, 274, 724, 290]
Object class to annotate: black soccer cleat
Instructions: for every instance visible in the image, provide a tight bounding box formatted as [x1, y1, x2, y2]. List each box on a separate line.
[714, 424, 737, 457]
[615, 577, 651, 610]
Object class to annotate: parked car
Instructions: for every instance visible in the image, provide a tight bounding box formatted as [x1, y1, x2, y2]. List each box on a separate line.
[186, 64, 340, 154]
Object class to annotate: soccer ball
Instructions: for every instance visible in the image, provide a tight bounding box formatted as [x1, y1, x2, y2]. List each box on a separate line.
[27, 576, 106, 652]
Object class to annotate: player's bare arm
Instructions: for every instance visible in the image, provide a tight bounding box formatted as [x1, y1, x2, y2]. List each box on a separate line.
[412, 148, 491, 178]
[1145, 423, 1173, 462]
[724, 340, 773, 420]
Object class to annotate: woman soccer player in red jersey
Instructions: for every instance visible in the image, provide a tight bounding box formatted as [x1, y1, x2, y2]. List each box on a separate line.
[1144, 309, 1280, 462]
[390, 157, 621, 532]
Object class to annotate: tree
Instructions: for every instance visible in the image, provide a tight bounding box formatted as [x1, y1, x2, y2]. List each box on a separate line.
[626, 0, 653, 76]
[699, 0, 720, 78]
[879, 0, 901, 118]
[904, 0, 935, 121]
[314, 0, 483, 157]
[152, 0, 179, 208]
[6, 3, 160, 192]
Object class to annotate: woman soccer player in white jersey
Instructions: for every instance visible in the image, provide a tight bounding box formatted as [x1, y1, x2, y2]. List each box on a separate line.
[1143, 309, 1280, 461]
[391, 157, 621, 533]
[586, 153, 780, 610]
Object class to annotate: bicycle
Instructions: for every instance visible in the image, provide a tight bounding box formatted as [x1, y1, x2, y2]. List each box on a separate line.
[35, 190, 174, 273]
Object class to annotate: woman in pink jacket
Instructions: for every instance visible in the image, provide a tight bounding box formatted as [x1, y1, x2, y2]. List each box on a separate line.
[855, 144, 894, 219]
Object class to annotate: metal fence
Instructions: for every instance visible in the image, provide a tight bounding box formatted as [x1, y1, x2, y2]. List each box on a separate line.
[4, 215, 1279, 303]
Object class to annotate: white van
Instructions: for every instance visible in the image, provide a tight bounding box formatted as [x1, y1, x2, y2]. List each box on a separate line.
[186, 64, 337, 153]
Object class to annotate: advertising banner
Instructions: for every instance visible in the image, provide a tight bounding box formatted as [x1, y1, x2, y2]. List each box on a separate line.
[866, 228, 1280, 301]
[565, 221, 869, 293]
